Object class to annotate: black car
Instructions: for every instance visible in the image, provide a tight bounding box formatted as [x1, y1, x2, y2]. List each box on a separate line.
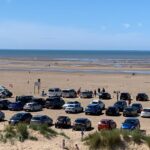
[9, 112, 32, 125]
[99, 92, 111, 100]
[114, 100, 127, 112]
[30, 98, 45, 107]
[85, 104, 102, 115]
[55, 116, 71, 128]
[16, 95, 34, 106]
[106, 106, 120, 116]
[123, 107, 138, 117]
[45, 96, 65, 109]
[136, 93, 149, 101]
[0, 99, 11, 110]
[131, 103, 143, 113]
[0, 89, 13, 98]
[62, 89, 77, 98]
[72, 118, 92, 131]
[80, 90, 93, 98]
[120, 92, 131, 100]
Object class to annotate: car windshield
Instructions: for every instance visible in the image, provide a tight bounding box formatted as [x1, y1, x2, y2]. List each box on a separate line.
[87, 105, 95, 109]
[12, 113, 23, 119]
[108, 107, 115, 111]
[115, 101, 123, 105]
[125, 108, 133, 111]
[124, 119, 137, 124]
[75, 119, 86, 123]
[132, 104, 140, 107]
[66, 102, 74, 104]
[32, 116, 41, 120]
[101, 120, 109, 124]
[143, 109, 150, 112]
[67, 104, 76, 107]
[58, 116, 66, 121]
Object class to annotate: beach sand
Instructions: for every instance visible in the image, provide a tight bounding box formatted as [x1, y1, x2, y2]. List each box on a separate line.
[0, 59, 149, 149]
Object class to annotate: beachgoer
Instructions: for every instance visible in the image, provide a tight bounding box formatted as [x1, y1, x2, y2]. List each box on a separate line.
[62, 139, 65, 149]
[128, 99, 131, 106]
[102, 88, 105, 93]
[75, 144, 79, 150]
[98, 88, 101, 93]
[94, 90, 97, 97]
[77, 87, 81, 96]
[81, 128, 84, 140]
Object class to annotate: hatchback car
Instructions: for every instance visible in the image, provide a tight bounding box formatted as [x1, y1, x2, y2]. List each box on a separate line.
[62, 89, 77, 98]
[98, 119, 117, 130]
[106, 106, 120, 116]
[123, 107, 138, 117]
[99, 92, 111, 100]
[23, 102, 42, 112]
[141, 108, 150, 118]
[65, 104, 83, 113]
[8, 102, 23, 111]
[9, 112, 32, 125]
[62, 101, 80, 109]
[80, 90, 93, 98]
[0, 99, 11, 110]
[136, 93, 149, 101]
[114, 100, 127, 112]
[72, 118, 92, 131]
[131, 103, 143, 113]
[85, 104, 102, 115]
[120, 92, 131, 100]
[30, 115, 53, 126]
[55, 116, 71, 128]
[121, 118, 140, 130]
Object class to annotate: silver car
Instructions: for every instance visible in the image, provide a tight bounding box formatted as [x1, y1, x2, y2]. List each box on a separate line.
[65, 104, 83, 113]
[24, 102, 42, 112]
[30, 115, 53, 126]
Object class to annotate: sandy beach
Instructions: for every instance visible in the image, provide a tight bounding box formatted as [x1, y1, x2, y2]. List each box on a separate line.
[0, 59, 150, 150]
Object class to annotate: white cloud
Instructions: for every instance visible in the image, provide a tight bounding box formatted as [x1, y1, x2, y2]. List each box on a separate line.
[123, 23, 131, 29]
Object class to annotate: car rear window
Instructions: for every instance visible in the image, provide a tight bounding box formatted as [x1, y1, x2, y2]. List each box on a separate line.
[143, 109, 150, 112]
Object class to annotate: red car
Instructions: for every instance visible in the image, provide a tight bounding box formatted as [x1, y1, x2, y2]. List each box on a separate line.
[98, 119, 117, 131]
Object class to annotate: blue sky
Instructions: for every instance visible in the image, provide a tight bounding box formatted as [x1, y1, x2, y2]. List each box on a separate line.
[0, 0, 150, 50]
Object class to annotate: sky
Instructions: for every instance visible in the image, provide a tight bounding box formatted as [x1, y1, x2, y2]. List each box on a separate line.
[0, 0, 150, 50]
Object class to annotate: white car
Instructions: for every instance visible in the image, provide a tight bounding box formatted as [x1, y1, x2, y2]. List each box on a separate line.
[90, 99, 105, 110]
[141, 108, 150, 117]
[24, 102, 42, 112]
[62, 101, 80, 109]
[65, 104, 83, 113]
[48, 88, 62, 97]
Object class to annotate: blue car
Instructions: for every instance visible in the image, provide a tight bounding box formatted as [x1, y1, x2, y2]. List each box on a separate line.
[121, 118, 140, 130]
[8, 102, 23, 111]
[85, 104, 102, 115]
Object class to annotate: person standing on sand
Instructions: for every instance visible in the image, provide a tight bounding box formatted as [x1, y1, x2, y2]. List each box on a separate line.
[98, 88, 101, 93]
[94, 90, 97, 97]
[77, 87, 81, 96]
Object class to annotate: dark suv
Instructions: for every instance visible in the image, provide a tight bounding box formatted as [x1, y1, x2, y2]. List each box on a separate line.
[114, 100, 127, 111]
[106, 106, 120, 116]
[0, 99, 11, 110]
[85, 104, 102, 115]
[45, 96, 65, 109]
[55, 116, 71, 128]
[16, 95, 34, 106]
[80, 90, 93, 98]
[120, 92, 131, 100]
[99, 92, 111, 100]
[136, 93, 149, 101]
[123, 107, 138, 117]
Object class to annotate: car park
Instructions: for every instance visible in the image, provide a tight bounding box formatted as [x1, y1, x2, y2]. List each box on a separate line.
[24, 102, 42, 112]
[0, 99, 11, 110]
[30, 115, 53, 126]
[85, 104, 102, 115]
[72, 118, 92, 131]
[45, 96, 65, 109]
[55, 116, 71, 128]
[99, 92, 111, 100]
[98, 119, 117, 130]
[114, 100, 127, 112]
[9, 112, 32, 125]
[90, 99, 105, 110]
[131, 103, 143, 113]
[62, 101, 80, 109]
[8, 102, 23, 111]
[120, 92, 131, 100]
[121, 118, 140, 130]
[141, 108, 150, 118]
[80, 90, 93, 98]
[48, 88, 62, 97]
[65, 104, 83, 113]
[136, 93, 149, 101]
[105, 106, 120, 116]
[123, 107, 138, 117]
[62, 89, 77, 98]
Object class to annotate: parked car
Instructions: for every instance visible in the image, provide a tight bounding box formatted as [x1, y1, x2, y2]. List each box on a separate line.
[9, 112, 32, 125]
[24, 102, 42, 112]
[120, 92, 131, 100]
[131, 103, 143, 113]
[62, 101, 80, 109]
[48, 88, 62, 97]
[90, 100, 105, 110]
[121, 118, 140, 130]
[62, 89, 77, 98]
[114, 100, 127, 112]
[72, 118, 92, 131]
[136, 93, 149, 101]
[80, 90, 93, 98]
[30, 115, 53, 126]
[16, 95, 34, 106]
[141, 108, 150, 118]
[0, 111, 5, 121]
[45, 96, 65, 109]
[98, 119, 117, 130]
[99, 92, 111, 100]
[106, 106, 120, 116]
[30, 98, 46, 107]
[85, 104, 102, 115]
[65, 104, 83, 113]
[0, 99, 11, 110]
[8, 102, 23, 111]
[0, 86, 12, 98]
[123, 107, 138, 117]
[55, 116, 71, 128]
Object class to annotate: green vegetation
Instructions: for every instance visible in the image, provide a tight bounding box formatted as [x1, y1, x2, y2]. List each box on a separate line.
[83, 129, 150, 150]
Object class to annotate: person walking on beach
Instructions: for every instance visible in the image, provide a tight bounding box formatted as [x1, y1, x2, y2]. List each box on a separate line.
[94, 90, 97, 97]
[98, 88, 101, 93]
[75, 144, 79, 150]
[77, 87, 81, 96]
[102, 88, 105, 93]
